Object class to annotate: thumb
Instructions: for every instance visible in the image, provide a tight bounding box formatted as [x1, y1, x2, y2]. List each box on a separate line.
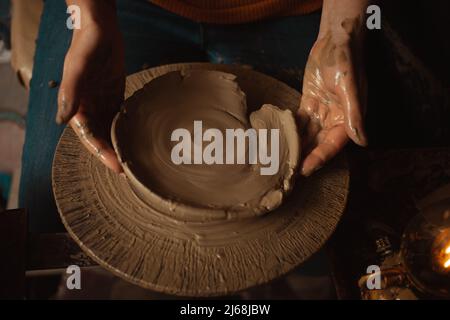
[335, 62, 368, 147]
[56, 57, 86, 124]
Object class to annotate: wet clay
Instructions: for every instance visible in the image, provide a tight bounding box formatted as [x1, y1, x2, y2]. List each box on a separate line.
[112, 70, 300, 222]
[53, 63, 350, 296]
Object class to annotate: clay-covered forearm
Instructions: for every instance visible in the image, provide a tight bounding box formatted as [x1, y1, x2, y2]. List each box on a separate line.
[318, 0, 371, 44]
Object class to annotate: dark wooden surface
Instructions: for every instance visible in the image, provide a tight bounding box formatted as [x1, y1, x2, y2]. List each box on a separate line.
[0, 208, 95, 299]
[28, 233, 95, 270]
[0, 209, 26, 299]
[2, 148, 449, 299]
[327, 147, 450, 299]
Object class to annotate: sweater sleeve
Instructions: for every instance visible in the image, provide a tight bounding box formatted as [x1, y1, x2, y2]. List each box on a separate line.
[149, 0, 323, 24]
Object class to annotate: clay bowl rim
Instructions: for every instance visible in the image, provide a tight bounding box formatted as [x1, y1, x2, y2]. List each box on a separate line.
[110, 69, 299, 223]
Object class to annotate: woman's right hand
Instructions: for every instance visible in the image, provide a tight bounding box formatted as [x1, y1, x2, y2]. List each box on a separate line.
[57, 0, 125, 173]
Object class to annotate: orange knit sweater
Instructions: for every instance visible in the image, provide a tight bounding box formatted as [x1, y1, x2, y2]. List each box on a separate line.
[149, 0, 323, 24]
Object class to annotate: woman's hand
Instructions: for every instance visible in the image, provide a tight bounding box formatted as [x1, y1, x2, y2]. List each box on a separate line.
[57, 1, 125, 173]
[298, 0, 369, 176]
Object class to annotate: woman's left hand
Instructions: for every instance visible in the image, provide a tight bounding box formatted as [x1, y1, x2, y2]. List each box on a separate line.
[298, 30, 367, 176]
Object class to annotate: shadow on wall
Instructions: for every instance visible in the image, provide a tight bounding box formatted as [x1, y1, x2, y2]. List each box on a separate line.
[365, 0, 450, 148]
[0, 0, 10, 48]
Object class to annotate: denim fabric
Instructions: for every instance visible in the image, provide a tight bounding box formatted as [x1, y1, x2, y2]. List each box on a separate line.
[20, 0, 320, 232]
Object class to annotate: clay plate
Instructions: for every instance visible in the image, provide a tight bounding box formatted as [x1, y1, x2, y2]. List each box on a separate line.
[52, 63, 349, 296]
[111, 69, 300, 222]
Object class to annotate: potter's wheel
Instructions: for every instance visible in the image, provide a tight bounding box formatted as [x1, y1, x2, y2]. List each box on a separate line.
[52, 63, 349, 296]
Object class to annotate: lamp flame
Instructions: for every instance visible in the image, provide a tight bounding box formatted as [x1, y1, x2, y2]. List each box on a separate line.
[444, 245, 450, 269]
[445, 260, 450, 269]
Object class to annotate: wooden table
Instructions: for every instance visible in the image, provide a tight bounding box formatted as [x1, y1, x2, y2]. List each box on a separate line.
[327, 147, 450, 299]
[2, 147, 449, 299]
[0, 209, 94, 299]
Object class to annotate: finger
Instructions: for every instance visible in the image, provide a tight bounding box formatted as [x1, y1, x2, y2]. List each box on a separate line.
[301, 125, 348, 177]
[70, 114, 123, 173]
[101, 76, 126, 123]
[334, 59, 368, 147]
[298, 96, 321, 151]
[302, 118, 322, 154]
[296, 108, 310, 137]
[56, 53, 90, 124]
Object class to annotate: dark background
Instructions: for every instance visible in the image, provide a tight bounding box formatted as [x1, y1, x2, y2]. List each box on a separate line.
[366, 0, 450, 148]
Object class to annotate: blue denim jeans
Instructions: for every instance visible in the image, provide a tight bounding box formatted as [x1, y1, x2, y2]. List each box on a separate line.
[20, 0, 320, 233]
